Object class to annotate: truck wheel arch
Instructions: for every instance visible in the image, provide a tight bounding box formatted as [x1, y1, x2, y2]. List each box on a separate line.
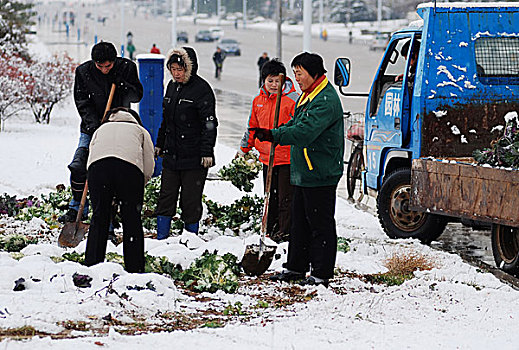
[381, 150, 412, 183]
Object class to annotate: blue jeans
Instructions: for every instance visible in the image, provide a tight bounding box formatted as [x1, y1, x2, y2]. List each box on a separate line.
[69, 133, 92, 215]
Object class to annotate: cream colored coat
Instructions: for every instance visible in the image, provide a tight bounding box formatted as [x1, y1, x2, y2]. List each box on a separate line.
[87, 110, 155, 183]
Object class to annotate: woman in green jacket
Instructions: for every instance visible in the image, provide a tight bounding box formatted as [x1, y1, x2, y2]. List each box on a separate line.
[252, 52, 344, 286]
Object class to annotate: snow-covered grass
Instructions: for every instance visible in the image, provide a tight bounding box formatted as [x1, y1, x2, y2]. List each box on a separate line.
[1, 93, 519, 349]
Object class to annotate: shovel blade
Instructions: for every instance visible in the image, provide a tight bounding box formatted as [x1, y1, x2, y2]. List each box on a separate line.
[241, 243, 277, 276]
[58, 222, 89, 248]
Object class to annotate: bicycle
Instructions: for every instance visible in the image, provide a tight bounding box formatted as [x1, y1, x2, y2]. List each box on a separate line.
[344, 112, 365, 201]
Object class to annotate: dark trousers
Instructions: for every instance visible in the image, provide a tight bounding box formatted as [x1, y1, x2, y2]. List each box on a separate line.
[85, 158, 145, 273]
[155, 167, 208, 224]
[286, 185, 338, 280]
[262, 164, 294, 237]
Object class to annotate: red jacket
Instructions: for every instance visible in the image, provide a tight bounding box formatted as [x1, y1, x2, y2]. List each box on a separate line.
[240, 77, 299, 166]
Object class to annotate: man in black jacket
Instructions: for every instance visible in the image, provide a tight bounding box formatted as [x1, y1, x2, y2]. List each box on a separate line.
[154, 47, 218, 238]
[60, 41, 143, 223]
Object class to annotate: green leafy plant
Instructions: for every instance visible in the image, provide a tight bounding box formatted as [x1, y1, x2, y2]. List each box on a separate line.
[474, 113, 519, 168]
[0, 234, 35, 252]
[204, 194, 264, 234]
[62, 252, 85, 264]
[223, 301, 247, 316]
[144, 254, 183, 279]
[181, 251, 240, 293]
[218, 153, 262, 192]
[337, 237, 351, 253]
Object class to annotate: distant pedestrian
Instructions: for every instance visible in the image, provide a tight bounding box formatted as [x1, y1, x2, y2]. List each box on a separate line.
[212, 47, 225, 80]
[127, 42, 136, 60]
[150, 43, 161, 54]
[257, 52, 269, 87]
[321, 28, 328, 41]
[349, 30, 353, 44]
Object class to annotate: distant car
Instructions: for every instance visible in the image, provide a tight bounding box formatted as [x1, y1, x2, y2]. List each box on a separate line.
[195, 30, 214, 42]
[177, 31, 188, 43]
[218, 38, 241, 56]
[370, 33, 390, 51]
[209, 26, 224, 40]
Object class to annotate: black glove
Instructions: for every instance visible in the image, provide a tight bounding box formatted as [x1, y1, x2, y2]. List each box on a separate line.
[250, 128, 273, 142]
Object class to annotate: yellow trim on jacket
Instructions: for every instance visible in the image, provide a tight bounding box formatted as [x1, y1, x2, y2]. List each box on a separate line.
[303, 148, 313, 170]
[296, 77, 329, 108]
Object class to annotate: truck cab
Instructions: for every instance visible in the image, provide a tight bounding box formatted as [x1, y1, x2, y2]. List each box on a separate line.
[335, 2, 519, 243]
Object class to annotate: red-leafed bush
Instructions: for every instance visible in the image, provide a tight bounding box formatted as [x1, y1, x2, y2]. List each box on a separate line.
[24, 54, 76, 124]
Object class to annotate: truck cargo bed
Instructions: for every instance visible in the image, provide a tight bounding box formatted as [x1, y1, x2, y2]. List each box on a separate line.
[411, 158, 519, 228]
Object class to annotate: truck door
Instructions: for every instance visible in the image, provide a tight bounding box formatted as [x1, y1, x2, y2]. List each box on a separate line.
[365, 34, 420, 189]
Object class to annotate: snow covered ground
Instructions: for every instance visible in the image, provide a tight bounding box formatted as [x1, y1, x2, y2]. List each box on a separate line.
[1, 90, 519, 349]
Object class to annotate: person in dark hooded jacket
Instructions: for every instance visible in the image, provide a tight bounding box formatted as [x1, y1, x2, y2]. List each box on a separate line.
[154, 47, 218, 238]
[60, 41, 143, 224]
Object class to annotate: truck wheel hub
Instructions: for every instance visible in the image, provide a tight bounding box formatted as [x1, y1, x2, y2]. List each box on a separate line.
[390, 185, 426, 231]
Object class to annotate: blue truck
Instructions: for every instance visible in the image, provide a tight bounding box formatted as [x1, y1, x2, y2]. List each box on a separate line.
[334, 2, 519, 273]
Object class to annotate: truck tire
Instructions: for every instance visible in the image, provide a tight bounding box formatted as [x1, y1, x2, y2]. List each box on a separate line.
[346, 146, 364, 199]
[377, 168, 447, 243]
[491, 224, 519, 276]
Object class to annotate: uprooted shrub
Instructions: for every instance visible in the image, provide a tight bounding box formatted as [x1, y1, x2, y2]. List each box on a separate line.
[366, 250, 437, 286]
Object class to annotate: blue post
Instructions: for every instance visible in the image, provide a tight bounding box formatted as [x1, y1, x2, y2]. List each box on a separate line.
[137, 54, 165, 176]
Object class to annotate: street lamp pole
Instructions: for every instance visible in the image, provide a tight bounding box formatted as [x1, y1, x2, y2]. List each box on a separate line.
[171, 0, 177, 48]
[276, 0, 282, 59]
[303, 0, 312, 51]
[242, 0, 247, 28]
[120, 0, 125, 57]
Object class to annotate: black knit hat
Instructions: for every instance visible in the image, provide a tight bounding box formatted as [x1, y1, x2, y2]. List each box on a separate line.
[166, 53, 186, 70]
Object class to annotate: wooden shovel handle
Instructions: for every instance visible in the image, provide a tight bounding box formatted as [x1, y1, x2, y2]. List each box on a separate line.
[261, 73, 286, 236]
[75, 180, 88, 224]
[100, 83, 116, 124]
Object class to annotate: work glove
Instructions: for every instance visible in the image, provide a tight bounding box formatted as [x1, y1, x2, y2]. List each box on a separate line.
[201, 157, 214, 168]
[154, 147, 162, 159]
[250, 127, 273, 142]
[235, 149, 246, 159]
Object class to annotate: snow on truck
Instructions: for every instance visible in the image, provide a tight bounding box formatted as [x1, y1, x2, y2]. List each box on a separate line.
[334, 2, 519, 275]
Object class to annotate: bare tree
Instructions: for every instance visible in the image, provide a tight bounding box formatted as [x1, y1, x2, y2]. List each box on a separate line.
[25, 54, 76, 124]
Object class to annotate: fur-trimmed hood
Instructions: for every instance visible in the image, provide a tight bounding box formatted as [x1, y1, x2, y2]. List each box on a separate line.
[166, 47, 198, 84]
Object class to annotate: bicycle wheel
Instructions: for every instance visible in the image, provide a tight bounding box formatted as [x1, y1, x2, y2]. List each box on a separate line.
[346, 146, 364, 199]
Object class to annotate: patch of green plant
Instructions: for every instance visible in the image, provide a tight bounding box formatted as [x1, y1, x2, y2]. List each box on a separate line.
[223, 301, 248, 316]
[62, 252, 85, 264]
[255, 300, 269, 308]
[474, 113, 519, 168]
[218, 153, 262, 192]
[202, 321, 224, 328]
[365, 272, 413, 286]
[144, 254, 183, 279]
[181, 251, 240, 293]
[10, 252, 25, 260]
[106, 252, 125, 265]
[204, 194, 264, 234]
[0, 234, 35, 252]
[337, 237, 351, 253]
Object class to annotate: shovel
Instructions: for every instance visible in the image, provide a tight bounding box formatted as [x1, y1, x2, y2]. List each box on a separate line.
[58, 84, 116, 248]
[241, 73, 285, 276]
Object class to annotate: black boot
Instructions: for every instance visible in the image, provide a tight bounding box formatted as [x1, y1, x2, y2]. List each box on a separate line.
[68, 147, 89, 175]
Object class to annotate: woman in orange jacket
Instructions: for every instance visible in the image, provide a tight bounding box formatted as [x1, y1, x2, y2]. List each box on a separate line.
[237, 59, 299, 242]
